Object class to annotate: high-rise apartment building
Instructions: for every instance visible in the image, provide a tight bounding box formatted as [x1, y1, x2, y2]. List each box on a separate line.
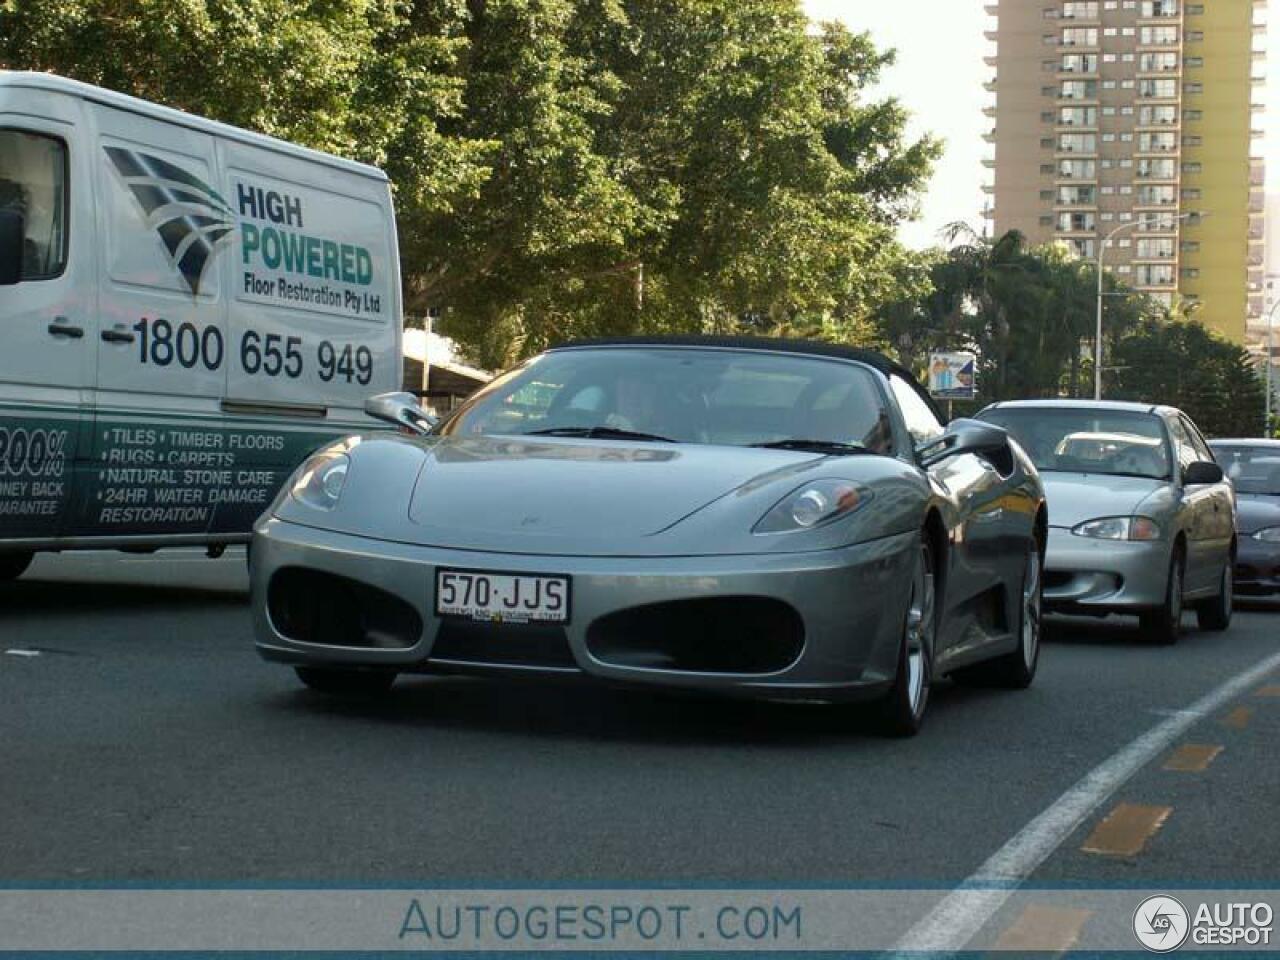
[983, 0, 1266, 344]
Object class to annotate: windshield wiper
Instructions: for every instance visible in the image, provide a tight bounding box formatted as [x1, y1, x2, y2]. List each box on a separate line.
[522, 426, 679, 443]
[751, 439, 873, 455]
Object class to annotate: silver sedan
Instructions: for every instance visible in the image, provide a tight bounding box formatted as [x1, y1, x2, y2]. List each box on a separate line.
[251, 337, 1046, 735]
[977, 400, 1235, 644]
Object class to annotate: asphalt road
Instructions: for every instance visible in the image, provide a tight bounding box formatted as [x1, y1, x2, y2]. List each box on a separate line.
[2, 549, 1278, 894]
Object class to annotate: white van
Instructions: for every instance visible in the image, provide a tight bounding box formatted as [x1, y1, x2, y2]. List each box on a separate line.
[0, 72, 402, 578]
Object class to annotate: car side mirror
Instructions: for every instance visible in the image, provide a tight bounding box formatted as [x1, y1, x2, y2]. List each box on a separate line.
[1183, 460, 1223, 486]
[364, 391, 439, 436]
[0, 209, 24, 286]
[919, 418, 1013, 470]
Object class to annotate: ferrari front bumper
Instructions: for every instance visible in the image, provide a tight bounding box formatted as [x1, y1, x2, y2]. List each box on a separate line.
[250, 517, 917, 702]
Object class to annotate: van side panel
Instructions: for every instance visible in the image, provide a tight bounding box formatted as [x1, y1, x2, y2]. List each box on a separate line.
[78, 103, 396, 542]
[208, 139, 399, 534]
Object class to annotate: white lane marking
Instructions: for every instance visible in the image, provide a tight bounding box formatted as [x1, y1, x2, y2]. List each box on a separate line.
[895, 648, 1280, 954]
[5, 649, 41, 658]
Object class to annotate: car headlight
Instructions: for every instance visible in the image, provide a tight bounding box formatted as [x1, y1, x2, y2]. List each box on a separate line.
[1253, 526, 1280, 543]
[289, 451, 350, 511]
[753, 479, 872, 534]
[1071, 516, 1161, 541]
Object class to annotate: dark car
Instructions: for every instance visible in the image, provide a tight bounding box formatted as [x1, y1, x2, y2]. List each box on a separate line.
[1209, 439, 1280, 595]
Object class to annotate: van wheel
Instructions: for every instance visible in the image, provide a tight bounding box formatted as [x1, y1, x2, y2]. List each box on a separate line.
[294, 667, 397, 697]
[0, 551, 33, 581]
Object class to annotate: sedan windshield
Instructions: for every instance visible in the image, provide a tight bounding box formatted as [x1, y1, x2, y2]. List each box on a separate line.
[1209, 445, 1280, 495]
[438, 347, 895, 452]
[979, 407, 1172, 480]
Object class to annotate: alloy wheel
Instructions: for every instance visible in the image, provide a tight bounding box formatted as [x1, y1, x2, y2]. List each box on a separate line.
[906, 544, 935, 716]
[1022, 549, 1042, 671]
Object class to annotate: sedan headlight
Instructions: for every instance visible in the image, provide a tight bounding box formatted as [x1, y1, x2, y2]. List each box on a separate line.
[289, 450, 350, 511]
[754, 479, 872, 534]
[1253, 526, 1280, 543]
[1071, 516, 1161, 541]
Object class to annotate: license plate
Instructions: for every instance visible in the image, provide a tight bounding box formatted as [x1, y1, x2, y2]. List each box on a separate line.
[435, 569, 571, 624]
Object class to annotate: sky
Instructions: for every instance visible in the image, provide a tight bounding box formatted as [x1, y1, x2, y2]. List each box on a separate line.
[803, 0, 1280, 251]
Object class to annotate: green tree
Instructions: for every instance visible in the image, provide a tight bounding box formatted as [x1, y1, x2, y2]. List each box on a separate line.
[0, 0, 493, 232]
[876, 227, 1150, 402]
[1109, 318, 1266, 438]
[2, 0, 938, 369]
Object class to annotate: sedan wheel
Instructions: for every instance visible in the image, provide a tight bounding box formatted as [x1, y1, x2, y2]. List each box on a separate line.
[1196, 559, 1234, 632]
[1140, 547, 1184, 646]
[874, 534, 935, 737]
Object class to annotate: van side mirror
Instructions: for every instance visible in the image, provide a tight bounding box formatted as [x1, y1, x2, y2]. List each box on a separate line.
[364, 391, 438, 436]
[919, 418, 1013, 470]
[1183, 460, 1223, 486]
[0, 209, 24, 286]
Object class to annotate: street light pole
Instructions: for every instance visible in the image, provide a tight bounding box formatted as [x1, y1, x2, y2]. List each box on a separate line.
[1265, 297, 1280, 430]
[1094, 211, 1197, 401]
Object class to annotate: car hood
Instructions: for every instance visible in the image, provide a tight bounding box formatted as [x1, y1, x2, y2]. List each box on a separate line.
[1041, 471, 1168, 528]
[272, 433, 929, 557]
[406, 434, 810, 545]
[1235, 494, 1280, 535]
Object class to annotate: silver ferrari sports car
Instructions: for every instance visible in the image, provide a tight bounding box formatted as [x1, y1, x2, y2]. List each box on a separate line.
[251, 337, 1046, 735]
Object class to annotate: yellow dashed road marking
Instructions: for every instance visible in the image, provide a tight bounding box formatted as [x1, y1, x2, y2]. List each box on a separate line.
[994, 904, 1093, 951]
[1162, 744, 1223, 772]
[1081, 803, 1173, 857]
[1254, 685, 1280, 698]
[1222, 707, 1253, 729]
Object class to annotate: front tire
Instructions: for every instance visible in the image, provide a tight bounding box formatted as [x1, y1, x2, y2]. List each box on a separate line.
[873, 533, 935, 737]
[294, 667, 397, 697]
[1140, 545, 1184, 646]
[1196, 558, 1233, 632]
[0, 551, 33, 581]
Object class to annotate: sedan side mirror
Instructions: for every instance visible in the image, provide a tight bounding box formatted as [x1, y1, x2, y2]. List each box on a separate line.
[919, 418, 1013, 471]
[0, 209, 24, 286]
[1183, 460, 1224, 486]
[364, 391, 439, 436]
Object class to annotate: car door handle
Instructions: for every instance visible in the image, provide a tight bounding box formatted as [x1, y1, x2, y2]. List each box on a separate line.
[101, 328, 136, 344]
[47, 320, 84, 339]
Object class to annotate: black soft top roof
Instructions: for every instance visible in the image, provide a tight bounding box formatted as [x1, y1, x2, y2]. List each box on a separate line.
[551, 335, 941, 420]
[554, 335, 914, 382]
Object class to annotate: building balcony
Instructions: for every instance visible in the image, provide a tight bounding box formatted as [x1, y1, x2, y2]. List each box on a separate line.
[982, 156, 996, 168]
[983, 105, 998, 118]
[983, 130, 997, 143]
[984, 55, 999, 67]
[985, 30, 1000, 41]
[985, 3, 999, 14]
[984, 78, 998, 92]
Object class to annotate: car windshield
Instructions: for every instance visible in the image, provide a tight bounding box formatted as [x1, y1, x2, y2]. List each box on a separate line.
[1209, 445, 1280, 495]
[978, 407, 1172, 480]
[437, 347, 895, 452]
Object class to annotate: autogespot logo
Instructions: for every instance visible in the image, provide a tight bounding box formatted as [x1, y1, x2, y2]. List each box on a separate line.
[1134, 895, 1191, 952]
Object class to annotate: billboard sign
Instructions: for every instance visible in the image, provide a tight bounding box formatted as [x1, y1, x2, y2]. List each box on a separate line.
[928, 352, 977, 400]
